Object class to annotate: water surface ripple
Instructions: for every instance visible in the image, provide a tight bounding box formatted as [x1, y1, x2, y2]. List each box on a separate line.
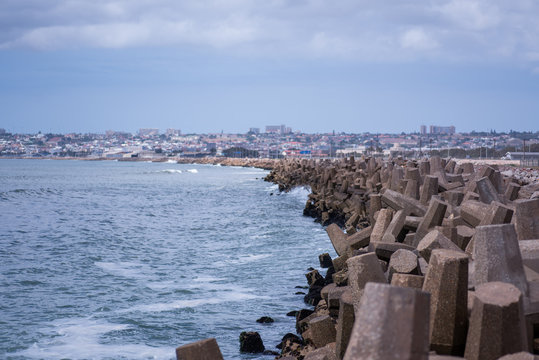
[0, 159, 334, 359]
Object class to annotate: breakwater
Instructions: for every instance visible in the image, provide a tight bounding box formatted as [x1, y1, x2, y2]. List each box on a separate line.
[189, 156, 539, 359]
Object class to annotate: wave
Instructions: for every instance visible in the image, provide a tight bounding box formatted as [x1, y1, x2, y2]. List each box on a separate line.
[12, 317, 173, 360]
[118, 291, 268, 314]
[186, 169, 198, 173]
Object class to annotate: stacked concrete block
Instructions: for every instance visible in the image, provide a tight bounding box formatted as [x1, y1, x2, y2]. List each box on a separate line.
[464, 282, 527, 360]
[422, 249, 469, 355]
[264, 156, 539, 360]
[343, 283, 430, 360]
[175, 338, 224, 360]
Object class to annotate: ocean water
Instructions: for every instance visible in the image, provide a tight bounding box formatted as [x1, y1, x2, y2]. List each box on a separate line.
[0, 159, 334, 360]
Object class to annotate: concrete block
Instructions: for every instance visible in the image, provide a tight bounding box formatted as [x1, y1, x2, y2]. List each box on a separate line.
[388, 249, 419, 282]
[417, 230, 463, 263]
[381, 209, 408, 243]
[391, 273, 425, 289]
[422, 249, 469, 356]
[473, 224, 528, 296]
[382, 189, 427, 217]
[464, 282, 528, 360]
[515, 199, 539, 240]
[335, 290, 355, 360]
[306, 315, 337, 348]
[415, 198, 448, 242]
[420, 175, 439, 205]
[343, 283, 430, 360]
[370, 208, 393, 243]
[476, 176, 503, 204]
[176, 338, 224, 360]
[327, 224, 348, 256]
[346, 253, 386, 308]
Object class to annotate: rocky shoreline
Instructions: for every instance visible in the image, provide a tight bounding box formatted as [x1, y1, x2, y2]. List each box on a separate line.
[178, 155, 539, 360]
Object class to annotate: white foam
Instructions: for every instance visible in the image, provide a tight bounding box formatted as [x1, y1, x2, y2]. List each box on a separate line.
[214, 254, 272, 266]
[187, 169, 198, 173]
[14, 318, 173, 359]
[288, 186, 311, 200]
[119, 291, 267, 314]
[166, 160, 176, 163]
[265, 184, 279, 192]
[95, 262, 150, 280]
[157, 169, 182, 174]
[193, 276, 226, 282]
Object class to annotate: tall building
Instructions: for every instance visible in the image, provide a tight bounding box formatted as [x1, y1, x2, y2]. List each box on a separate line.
[265, 124, 291, 134]
[166, 129, 181, 136]
[420, 125, 427, 135]
[138, 128, 159, 137]
[429, 125, 455, 135]
[249, 128, 260, 134]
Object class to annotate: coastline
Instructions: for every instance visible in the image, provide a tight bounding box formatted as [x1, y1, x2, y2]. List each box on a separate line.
[0, 156, 278, 170]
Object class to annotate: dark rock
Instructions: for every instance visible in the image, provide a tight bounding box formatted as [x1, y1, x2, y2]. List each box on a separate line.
[304, 284, 324, 306]
[319, 253, 333, 268]
[295, 285, 309, 289]
[295, 291, 306, 295]
[256, 316, 274, 324]
[324, 266, 336, 284]
[286, 310, 298, 317]
[295, 309, 314, 322]
[276, 333, 303, 349]
[239, 331, 265, 353]
[263, 350, 280, 356]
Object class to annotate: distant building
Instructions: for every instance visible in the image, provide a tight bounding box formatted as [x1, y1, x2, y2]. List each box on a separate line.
[249, 128, 260, 134]
[0, 128, 5, 135]
[265, 124, 291, 134]
[429, 125, 455, 135]
[420, 125, 427, 135]
[138, 128, 159, 137]
[166, 129, 181, 136]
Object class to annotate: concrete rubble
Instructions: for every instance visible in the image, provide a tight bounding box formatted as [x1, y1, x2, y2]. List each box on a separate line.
[177, 156, 539, 359]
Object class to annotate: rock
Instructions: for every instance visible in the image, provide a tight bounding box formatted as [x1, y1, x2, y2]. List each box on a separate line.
[175, 338, 224, 360]
[286, 310, 298, 317]
[239, 331, 265, 353]
[422, 249, 469, 356]
[464, 282, 528, 360]
[256, 316, 274, 323]
[381, 209, 408, 243]
[343, 283, 430, 360]
[319, 253, 333, 268]
[276, 333, 302, 349]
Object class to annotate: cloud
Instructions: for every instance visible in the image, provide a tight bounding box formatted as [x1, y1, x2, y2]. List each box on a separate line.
[1, 0, 539, 67]
[400, 28, 438, 50]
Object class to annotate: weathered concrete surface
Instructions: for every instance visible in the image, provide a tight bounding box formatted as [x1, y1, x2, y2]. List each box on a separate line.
[422, 249, 469, 356]
[343, 283, 430, 360]
[176, 338, 224, 360]
[473, 224, 528, 296]
[464, 281, 527, 360]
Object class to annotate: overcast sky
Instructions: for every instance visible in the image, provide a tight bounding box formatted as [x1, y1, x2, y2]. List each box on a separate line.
[1, 0, 539, 134]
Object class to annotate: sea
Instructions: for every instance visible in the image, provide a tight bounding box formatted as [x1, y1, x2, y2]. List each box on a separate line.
[0, 159, 335, 360]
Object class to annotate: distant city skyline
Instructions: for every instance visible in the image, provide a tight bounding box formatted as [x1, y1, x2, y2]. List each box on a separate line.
[1, 1, 539, 134]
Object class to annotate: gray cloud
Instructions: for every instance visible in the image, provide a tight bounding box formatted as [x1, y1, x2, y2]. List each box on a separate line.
[1, 0, 539, 66]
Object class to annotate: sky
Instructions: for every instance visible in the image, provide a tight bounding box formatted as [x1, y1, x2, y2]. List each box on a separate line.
[1, 0, 539, 134]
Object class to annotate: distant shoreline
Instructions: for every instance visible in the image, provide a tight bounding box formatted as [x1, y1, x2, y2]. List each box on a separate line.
[0, 156, 279, 170]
